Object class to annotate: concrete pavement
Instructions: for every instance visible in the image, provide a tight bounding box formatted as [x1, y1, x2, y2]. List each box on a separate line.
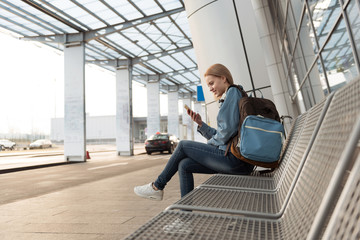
[0, 147, 211, 239]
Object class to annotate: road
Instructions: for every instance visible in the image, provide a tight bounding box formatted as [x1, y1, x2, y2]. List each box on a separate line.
[0, 147, 170, 205]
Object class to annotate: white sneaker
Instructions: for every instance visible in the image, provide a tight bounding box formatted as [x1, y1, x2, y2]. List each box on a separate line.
[134, 182, 163, 201]
[163, 218, 193, 234]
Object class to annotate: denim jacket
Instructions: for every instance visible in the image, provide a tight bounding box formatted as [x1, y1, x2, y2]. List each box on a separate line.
[197, 87, 243, 151]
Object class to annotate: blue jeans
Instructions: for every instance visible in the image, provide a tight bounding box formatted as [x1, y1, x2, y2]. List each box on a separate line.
[154, 140, 254, 197]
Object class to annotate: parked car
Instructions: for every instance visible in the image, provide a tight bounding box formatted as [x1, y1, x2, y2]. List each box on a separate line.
[0, 139, 16, 150]
[145, 132, 179, 155]
[29, 139, 52, 149]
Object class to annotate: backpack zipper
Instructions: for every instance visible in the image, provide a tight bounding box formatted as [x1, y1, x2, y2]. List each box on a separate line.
[244, 125, 283, 138]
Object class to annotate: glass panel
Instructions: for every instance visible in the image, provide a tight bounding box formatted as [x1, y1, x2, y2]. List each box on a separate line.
[267, 0, 285, 39]
[183, 72, 198, 82]
[159, 56, 183, 70]
[346, 0, 360, 62]
[309, 0, 341, 48]
[300, 76, 316, 109]
[133, 64, 155, 75]
[175, 12, 191, 37]
[108, 0, 143, 20]
[289, 62, 307, 112]
[157, 0, 182, 11]
[155, 35, 172, 49]
[286, 74, 295, 96]
[314, 57, 330, 95]
[132, 0, 162, 15]
[148, 59, 172, 72]
[279, 0, 288, 21]
[283, 33, 293, 68]
[296, 9, 318, 79]
[84, 1, 124, 25]
[52, 1, 106, 29]
[172, 52, 195, 68]
[184, 49, 197, 63]
[122, 28, 161, 54]
[290, 0, 305, 28]
[136, 23, 164, 48]
[173, 75, 189, 84]
[286, 0, 297, 54]
[306, 58, 326, 104]
[293, 46, 314, 110]
[166, 24, 186, 44]
[293, 40, 307, 86]
[106, 33, 142, 56]
[321, 17, 357, 92]
[282, 52, 290, 87]
[300, 9, 319, 54]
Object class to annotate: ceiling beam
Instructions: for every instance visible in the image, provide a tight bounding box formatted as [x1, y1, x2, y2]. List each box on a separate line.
[132, 67, 198, 81]
[20, 7, 185, 44]
[87, 45, 193, 67]
[21, 0, 83, 32]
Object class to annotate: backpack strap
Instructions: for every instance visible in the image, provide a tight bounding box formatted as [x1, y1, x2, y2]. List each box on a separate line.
[280, 115, 293, 139]
[224, 85, 248, 156]
[228, 84, 248, 98]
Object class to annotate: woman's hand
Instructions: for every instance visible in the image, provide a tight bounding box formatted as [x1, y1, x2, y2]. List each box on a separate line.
[187, 109, 202, 127]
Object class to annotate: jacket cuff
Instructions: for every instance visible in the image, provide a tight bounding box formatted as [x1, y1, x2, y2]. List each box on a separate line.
[197, 121, 210, 135]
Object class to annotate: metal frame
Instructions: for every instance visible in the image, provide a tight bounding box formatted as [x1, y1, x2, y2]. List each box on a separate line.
[307, 105, 360, 239]
[321, 153, 360, 240]
[269, 0, 360, 111]
[0, 0, 199, 98]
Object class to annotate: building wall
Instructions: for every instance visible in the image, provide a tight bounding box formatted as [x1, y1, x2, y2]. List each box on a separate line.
[51, 115, 182, 143]
[184, 0, 360, 128]
[184, 0, 273, 127]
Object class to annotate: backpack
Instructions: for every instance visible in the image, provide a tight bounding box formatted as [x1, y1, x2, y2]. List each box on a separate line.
[225, 85, 285, 169]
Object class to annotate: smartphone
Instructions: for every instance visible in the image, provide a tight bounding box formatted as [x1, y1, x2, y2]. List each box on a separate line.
[184, 104, 190, 111]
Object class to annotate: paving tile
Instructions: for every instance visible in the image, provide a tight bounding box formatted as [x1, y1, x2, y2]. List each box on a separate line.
[0, 162, 211, 239]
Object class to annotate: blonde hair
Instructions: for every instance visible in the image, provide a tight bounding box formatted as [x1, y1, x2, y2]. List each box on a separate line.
[204, 63, 234, 85]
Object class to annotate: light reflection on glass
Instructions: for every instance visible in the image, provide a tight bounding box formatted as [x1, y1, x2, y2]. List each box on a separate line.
[308, 0, 341, 47]
[346, 0, 360, 62]
[322, 17, 357, 92]
[301, 9, 319, 54]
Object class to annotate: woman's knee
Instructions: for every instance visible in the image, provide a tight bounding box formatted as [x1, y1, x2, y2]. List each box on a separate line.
[178, 158, 192, 174]
[177, 140, 191, 148]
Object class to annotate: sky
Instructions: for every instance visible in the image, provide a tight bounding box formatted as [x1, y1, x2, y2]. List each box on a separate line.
[0, 29, 171, 135]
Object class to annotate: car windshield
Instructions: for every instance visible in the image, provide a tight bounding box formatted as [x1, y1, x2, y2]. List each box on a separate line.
[150, 135, 168, 140]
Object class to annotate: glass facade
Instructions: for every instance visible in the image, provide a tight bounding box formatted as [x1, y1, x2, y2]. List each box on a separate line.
[268, 0, 360, 112]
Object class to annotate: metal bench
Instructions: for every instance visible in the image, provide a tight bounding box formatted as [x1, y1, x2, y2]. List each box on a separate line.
[125, 77, 360, 240]
[320, 153, 360, 240]
[165, 94, 333, 217]
[199, 112, 307, 192]
[198, 94, 330, 193]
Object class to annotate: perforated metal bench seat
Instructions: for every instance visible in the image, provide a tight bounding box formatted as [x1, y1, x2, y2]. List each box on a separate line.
[199, 100, 321, 193]
[199, 93, 334, 193]
[199, 112, 308, 192]
[125, 77, 360, 240]
[127, 150, 360, 240]
[125, 210, 284, 240]
[166, 95, 333, 216]
[321, 153, 360, 240]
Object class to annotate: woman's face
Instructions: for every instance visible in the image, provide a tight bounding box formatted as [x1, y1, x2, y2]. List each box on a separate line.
[205, 75, 228, 99]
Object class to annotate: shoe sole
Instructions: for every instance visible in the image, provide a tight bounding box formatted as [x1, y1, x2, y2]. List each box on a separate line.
[134, 190, 163, 201]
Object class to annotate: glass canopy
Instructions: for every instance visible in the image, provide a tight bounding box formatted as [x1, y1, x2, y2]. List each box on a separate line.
[0, 0, 199, 96]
